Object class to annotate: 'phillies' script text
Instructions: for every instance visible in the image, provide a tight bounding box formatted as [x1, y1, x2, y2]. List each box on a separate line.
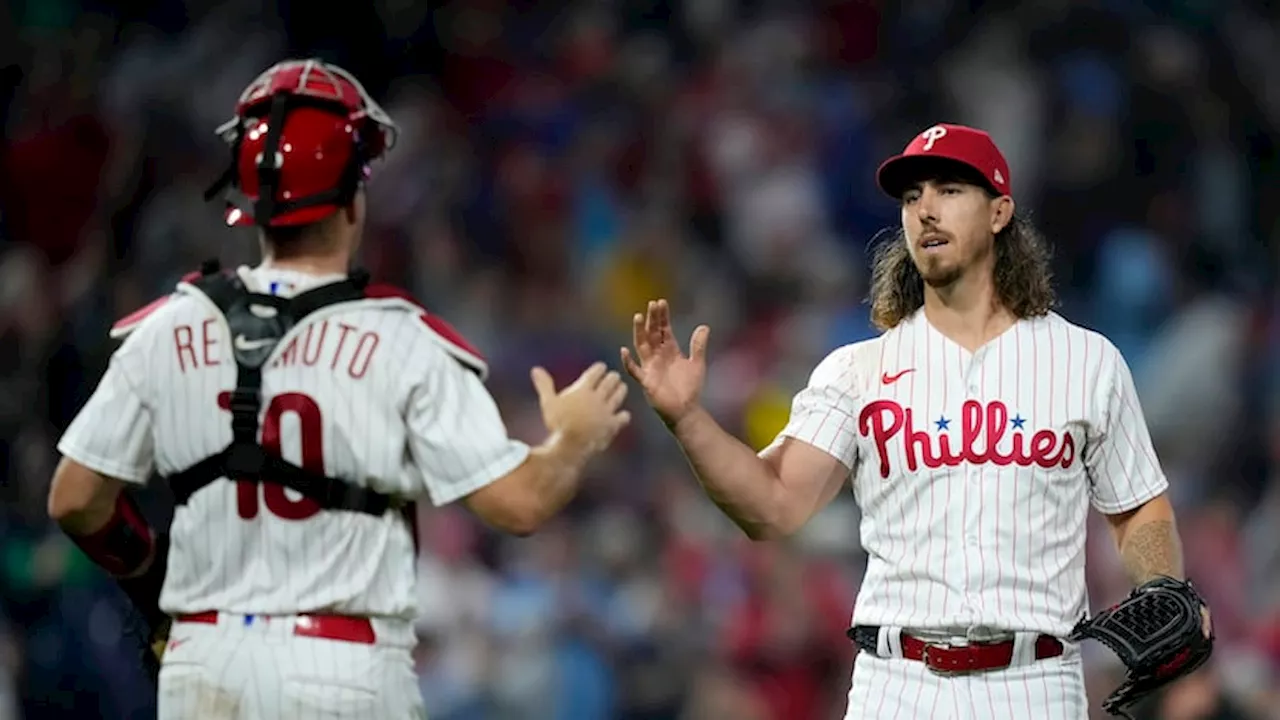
[859, 399, 1076, 478]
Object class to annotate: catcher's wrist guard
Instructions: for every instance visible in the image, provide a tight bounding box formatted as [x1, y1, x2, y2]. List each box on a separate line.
[65, 491, 155, 577]
[64, 492, 172, 679]
[1069, 576, 1214, 719]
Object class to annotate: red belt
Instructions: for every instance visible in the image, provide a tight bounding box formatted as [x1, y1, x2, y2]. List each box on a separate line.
[901, 632, 1063, 674]
[177, 611, 376, 644]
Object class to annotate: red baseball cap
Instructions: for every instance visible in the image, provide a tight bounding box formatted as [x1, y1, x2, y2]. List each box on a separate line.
[876, 123, 1012, 199]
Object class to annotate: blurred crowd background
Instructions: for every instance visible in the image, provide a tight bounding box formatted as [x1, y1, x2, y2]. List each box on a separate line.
[2, 0, 1279, 718]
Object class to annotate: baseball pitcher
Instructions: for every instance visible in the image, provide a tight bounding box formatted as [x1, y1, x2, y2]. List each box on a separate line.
[622, 124, 1212, 719]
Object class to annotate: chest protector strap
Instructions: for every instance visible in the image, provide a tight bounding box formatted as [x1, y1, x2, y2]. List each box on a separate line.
[166, 261, 396, 517]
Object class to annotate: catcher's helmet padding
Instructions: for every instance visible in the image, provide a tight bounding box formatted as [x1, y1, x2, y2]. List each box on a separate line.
[204, 59, 398, 228]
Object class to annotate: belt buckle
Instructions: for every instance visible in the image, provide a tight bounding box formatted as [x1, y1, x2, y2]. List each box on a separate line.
[922, 640, 970, 677]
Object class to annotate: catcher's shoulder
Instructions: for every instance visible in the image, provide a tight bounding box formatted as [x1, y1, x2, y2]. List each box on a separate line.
[109, 272, 489, 378]
[109, 269, 209, 340]
[361, 282, 488, 379]
[110, 295, 173, 339]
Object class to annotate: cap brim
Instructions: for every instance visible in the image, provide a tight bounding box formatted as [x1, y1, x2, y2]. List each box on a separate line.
[875, 155, 999, 199]
[224, 203, 337, 227]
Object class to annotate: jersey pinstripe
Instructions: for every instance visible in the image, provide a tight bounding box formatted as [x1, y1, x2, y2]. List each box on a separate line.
[778, 310, 1168, 638]
[57, 266, 529, 621]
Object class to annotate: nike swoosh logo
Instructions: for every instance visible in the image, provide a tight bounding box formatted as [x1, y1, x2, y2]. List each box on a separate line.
[234, 335, 275, 352]
[881, 369, 916, 385]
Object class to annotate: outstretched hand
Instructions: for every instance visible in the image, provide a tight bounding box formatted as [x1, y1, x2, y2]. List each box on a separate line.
[530, 362, 631, 456]
[620, 299, 710, 428]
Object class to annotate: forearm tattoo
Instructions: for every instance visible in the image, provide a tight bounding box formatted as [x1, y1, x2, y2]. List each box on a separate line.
[1120, 519, 1184, 585]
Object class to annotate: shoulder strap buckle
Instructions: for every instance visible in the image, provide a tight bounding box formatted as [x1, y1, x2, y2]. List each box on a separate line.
[226, 442, 266, 478]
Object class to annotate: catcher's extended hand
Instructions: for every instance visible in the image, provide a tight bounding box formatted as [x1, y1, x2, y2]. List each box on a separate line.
[1069, 576, 1214, 719]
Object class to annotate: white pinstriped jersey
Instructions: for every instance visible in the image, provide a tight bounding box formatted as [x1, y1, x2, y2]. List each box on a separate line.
[56, 265, 530, 621]
[778, 310, 1168, 638]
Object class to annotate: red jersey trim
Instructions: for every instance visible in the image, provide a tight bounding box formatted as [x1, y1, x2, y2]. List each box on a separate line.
[363, 283, 488, 379]
[109, 296, 171, 339]
[109, 269, 210, 340]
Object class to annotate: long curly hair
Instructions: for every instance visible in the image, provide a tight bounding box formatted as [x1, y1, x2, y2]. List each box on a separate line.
[867, 214, 1057, 331]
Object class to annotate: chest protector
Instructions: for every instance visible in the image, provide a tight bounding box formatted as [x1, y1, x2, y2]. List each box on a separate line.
[164, 260, 395, 516]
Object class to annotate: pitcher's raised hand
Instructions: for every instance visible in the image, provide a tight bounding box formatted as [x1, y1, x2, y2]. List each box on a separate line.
[620, 299, 710, 427]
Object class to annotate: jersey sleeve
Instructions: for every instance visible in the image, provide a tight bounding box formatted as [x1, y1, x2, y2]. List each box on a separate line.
[405, 353, 531, 507]
[56, 331, 155, 484]
[775, 345, 861, 469]
[1085, 342, 1169, 514]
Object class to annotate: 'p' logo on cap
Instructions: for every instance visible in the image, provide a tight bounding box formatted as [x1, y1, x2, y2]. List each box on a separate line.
[875, 123, 1013, 199]
[920, 125, 948, 152]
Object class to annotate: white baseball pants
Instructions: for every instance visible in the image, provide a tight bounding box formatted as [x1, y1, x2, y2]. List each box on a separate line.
[157, 612, 425, 720]
[844, 632, 1089, 719]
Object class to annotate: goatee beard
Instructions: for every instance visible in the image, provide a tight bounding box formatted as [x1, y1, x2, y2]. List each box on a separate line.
[916, 259, 962, 288]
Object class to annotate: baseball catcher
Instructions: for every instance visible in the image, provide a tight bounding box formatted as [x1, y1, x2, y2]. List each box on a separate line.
[1069, 575, 1215, 718]
[47, 56, 631, 719]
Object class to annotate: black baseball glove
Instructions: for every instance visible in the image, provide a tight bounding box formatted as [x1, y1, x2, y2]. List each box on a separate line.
[1068, 576, 1214, 718]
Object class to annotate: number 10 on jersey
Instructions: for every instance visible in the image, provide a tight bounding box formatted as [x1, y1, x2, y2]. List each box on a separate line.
[216, 391, 323, 520]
